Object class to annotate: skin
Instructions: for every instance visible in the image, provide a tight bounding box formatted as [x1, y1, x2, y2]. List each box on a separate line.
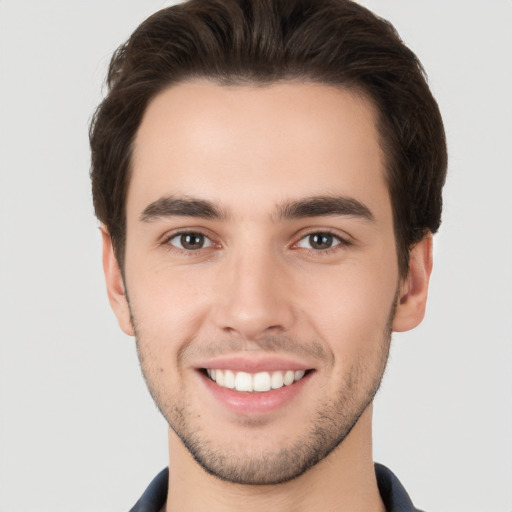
[102, 81, 432, 512]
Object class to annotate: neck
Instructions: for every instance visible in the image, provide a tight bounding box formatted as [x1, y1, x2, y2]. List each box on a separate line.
[164, 406, 385, 512]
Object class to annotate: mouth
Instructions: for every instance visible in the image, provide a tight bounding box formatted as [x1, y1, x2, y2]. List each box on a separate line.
[196, 357, 315, 414]
[203, 368, 310, 392]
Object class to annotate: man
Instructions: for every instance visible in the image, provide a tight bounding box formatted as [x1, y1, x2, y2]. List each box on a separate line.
[89, 0, 446, 510]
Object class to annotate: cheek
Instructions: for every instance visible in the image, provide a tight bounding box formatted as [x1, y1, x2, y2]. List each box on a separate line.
[128, 252, 211, 311]
[125, 262, 214, 359]
[295, 259, 397, 350]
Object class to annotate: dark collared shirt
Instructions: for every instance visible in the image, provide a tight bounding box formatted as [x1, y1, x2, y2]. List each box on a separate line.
[129, 463, 424, 512]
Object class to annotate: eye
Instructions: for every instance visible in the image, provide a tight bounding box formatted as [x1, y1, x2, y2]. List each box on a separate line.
[296, 232, 343, 250]
[167, 232, 213, 251]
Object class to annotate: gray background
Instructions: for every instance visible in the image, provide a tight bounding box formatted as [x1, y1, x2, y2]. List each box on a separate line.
[0, 1, 511, 510]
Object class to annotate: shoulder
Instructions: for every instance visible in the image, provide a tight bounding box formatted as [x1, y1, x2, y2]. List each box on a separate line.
[375, 463, 426, 512]
[129, 468, 168, 512]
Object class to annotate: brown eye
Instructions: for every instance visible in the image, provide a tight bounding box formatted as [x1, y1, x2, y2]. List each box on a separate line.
[297, 232, 342, 251]
[309, 233, 334, 249]
[168, 232, 212, 250]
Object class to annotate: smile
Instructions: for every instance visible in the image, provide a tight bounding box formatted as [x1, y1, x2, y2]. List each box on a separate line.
[206, 369, 307, 392]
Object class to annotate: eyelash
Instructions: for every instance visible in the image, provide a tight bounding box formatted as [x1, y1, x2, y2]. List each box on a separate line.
[162, 230, 217, 255]
[161, 229, 350, 256]
[292, 230, 350, 256]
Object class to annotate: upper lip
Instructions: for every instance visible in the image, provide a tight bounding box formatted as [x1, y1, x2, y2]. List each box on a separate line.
[194, 355, 314, 373]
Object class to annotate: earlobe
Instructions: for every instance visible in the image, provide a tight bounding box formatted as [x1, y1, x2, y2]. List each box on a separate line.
[392, 233, 433, 332]
[101, 227, 135, 336]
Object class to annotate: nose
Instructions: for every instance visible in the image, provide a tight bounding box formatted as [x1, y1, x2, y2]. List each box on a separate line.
[210, 244, 295, 341]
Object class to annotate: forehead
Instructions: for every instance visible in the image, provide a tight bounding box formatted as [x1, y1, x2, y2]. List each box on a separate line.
[129, 80, 389, 219]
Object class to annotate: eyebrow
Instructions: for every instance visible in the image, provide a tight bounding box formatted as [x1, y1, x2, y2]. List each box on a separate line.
[276, 195, 375, 222]
[139, 194, 374, 223]
[140, 196, 226, 222]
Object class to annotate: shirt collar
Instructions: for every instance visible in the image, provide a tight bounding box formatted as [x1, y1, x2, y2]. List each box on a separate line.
[130, 463, 423, 512]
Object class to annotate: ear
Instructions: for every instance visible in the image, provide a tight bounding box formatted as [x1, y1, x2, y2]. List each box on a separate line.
[101, 227, 135, 336]
[392, 233, 433, 332]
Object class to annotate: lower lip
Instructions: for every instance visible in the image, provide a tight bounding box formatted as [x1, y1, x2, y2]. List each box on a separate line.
[199, 371, 312, 415]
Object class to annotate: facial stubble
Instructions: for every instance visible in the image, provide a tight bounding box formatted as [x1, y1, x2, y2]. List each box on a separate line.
[130, 298, 395, 486]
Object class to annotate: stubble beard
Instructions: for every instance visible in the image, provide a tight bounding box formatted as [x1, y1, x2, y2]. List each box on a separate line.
[131, 302, 395, 486]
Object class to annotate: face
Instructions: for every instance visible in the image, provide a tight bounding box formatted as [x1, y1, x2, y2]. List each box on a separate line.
[103, 81, 431, 485]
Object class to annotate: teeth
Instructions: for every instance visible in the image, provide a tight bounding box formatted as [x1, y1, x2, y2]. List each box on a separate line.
[253, 372, 271, 392]
[235, 371, 253, 392]
[224, 369, 236, 389]
[216, 369, 225, 387]
[271, 371, 284, 389]
[283, 370, 294, 386]
[206, 369, 307, 392]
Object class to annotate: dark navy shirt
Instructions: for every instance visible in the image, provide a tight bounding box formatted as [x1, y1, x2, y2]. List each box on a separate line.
[130, 463, 423, 511]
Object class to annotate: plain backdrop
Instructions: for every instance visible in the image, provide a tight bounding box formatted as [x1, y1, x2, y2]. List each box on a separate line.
[0, 1, 511, 511]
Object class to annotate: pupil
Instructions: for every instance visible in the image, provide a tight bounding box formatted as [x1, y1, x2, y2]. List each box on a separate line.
[310, 233, 332, 249]
[182, 233, 203, 249]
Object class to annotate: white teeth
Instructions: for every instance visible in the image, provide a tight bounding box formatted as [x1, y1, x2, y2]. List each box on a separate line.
[206, 369, 307, 392]
[271, 371, 284, 389]
[294, 370, 305, 381]
[216, 369, 225, 387]
[253, 372, 271, 392]
[283, 370, 295, 386]
[235, 371, 253, 392]
[224, 369, 236, 389]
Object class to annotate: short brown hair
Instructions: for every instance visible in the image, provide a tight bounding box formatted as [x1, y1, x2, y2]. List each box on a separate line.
[90, 0, 447, 276]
